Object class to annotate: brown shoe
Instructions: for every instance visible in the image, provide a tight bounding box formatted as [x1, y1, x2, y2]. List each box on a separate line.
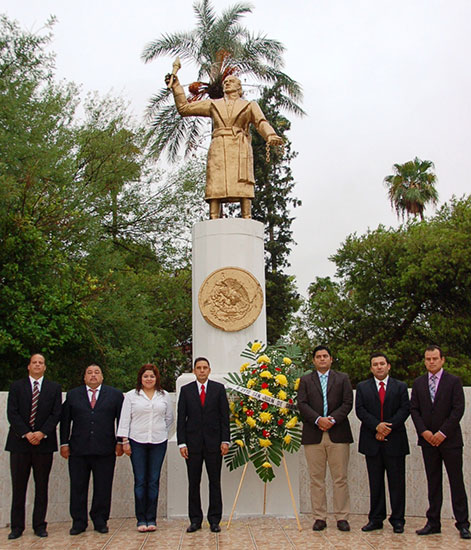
[313, 519, 327, 531]
[337, 520, 350, 532]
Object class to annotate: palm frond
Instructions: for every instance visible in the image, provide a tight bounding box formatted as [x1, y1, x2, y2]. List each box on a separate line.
[141, 31, 199, 63]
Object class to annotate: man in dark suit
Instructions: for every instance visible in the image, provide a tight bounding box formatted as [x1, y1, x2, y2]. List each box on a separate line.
[177, 357, 230, 533]
[5, 353, 62, 539]
[297, 345, 353, 532]
[410, 345, 470, 539]
[60, 364, 124, 535]
[355, 352, 410, 533]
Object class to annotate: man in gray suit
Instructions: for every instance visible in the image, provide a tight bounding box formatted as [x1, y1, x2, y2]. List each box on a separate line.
[297, 345, 353, 532]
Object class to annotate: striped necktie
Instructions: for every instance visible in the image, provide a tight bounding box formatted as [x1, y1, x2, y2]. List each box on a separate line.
[320, 374, 328, 416]
[29, 381, 39, 429]
[429, 374, 437, 402]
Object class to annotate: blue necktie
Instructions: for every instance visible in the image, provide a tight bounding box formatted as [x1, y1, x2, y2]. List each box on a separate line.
[320, 374, 328, 416]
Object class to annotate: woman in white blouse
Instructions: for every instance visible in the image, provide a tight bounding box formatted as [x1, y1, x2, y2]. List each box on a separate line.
[117, 364, 174, 532]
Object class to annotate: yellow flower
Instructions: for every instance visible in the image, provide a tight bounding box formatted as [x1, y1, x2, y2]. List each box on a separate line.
[294, 378, 300, 391]
[279, 407, 289, 415]
[277, 390, 287, 401]
[246, 416, 256, 428]
[229, 402, 236, 413]
[251, 341, 263, 353]
[235, 439, 245, 447]
[283, 357, 292, 365]
[257, 354, 271, 364]
[275, 374, 288, 387]
[260, 370, 273, 379]
[260, 388, 273, 397]
[235, 419, 243, 428]
[259, 438, 272, 447]
[242, 406, 247, 412]
[262, 461, 272, 469]
[286, 416, 298, 429]
[284, 434, 292, 445]
[259, 412, 273, 424]
[247, 379, 256, 389]
[240, 362, 250, 373]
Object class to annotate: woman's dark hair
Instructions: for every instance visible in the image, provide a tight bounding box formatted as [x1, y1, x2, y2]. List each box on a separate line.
[136, 364, 162, 393]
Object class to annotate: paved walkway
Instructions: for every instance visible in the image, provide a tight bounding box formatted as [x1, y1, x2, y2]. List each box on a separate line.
[0, 515, 469, 549]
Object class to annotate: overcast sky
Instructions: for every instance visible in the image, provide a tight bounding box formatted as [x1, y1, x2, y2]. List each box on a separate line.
[3, 1, 471, 295]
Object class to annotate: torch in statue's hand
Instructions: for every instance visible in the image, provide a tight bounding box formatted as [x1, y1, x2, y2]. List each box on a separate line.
[166, 57, 181, 89]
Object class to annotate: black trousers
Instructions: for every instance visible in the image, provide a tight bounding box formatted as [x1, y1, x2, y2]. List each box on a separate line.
[365, 448, 406, 525]
[68, 454, 116, 529]
[10, 452, 53, 532]
[186, 447, 222, 525]
[422, 445, 469, 529]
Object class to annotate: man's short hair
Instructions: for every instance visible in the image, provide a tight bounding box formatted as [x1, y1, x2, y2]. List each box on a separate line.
[370, 352, 390, 364]
[29, 353, 45, 362]
[312, 345, 332, 359]
[193, 356, 210, 368]
[425, 345, 443, 358]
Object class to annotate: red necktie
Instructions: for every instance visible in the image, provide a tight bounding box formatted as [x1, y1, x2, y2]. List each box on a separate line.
[200, 384, 206, 406]
[90, 389, 97, 409]
[379, 381, 386, 421]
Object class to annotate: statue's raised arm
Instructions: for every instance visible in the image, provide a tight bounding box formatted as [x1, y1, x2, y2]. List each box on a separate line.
[165, 68, 283, 219]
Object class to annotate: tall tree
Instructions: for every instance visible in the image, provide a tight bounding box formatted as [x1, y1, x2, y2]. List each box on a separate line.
[251, 85, 301, 343]
[295, 196, 471, 386]
[384, 157, 439, 220]
[141, 0, 304, 160]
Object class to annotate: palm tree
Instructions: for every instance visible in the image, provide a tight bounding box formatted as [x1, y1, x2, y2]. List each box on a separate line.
[384, 157, 439, 220]
[142, 0, 304, 161]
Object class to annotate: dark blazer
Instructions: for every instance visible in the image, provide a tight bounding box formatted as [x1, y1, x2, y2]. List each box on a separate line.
[177, 380, 230, 452]
[297, 369, 353, 444]
[60, 384, 123, 456]
[410, 370, 464, 448]
[356, 377, 410, 457]
[5, 378, 62, 454]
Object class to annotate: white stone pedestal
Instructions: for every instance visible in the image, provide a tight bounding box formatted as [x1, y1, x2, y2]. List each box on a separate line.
[192, 218, 266, 374]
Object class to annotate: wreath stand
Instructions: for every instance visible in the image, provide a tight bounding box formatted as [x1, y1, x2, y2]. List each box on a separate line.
[226, 454, 302, 531]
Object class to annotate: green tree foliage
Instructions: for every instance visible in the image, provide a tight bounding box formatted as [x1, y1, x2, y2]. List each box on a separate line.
[384, 157, 439, 220]
[295, 196, 471, 386]
[250, 86, 302, 343]
[142, 0, 304, 160]
[0, 16, 199, 390]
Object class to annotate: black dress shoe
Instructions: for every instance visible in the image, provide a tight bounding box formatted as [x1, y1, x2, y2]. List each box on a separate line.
[8, 530, 22, 540]
[312, 519, 327, 531]
[69, 526, 86, 535]
[393, 524, 404, 533]
[416, 524, 441, 535]
[210, 524, 221, 532]
[361, 521, 383, 532]
[337, 520, 350, 532]
[94, 525, 109, 534]
[186, 523, 201, 533]
[459, 527, 471, 539]
[34, 529, 48, 537]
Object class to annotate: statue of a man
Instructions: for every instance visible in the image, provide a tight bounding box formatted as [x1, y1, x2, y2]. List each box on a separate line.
[165, 73, 283, 219]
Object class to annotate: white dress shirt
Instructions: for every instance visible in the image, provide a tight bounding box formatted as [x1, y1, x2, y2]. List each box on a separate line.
[117, 389, 174, 444]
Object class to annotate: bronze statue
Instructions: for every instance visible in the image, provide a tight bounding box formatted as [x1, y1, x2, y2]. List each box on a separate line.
[165, 70, 283, 219]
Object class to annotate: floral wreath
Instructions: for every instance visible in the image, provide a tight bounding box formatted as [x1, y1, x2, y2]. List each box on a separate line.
[224, 341, 304, 482]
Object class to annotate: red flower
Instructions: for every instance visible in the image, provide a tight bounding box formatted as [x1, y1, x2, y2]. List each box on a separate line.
[246, 409, 254, 416]
[252, 369, 257, 374]
[240, 400, 244, 406]
[277, 418, 284, 426]
[262, 430, 270, 438]
[288, 399, 293, 404]
[261, 402, 269, 410]
[261, 382, 269, 389]
[260, 364, 268, 369]
[275, 367, 282, 371]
